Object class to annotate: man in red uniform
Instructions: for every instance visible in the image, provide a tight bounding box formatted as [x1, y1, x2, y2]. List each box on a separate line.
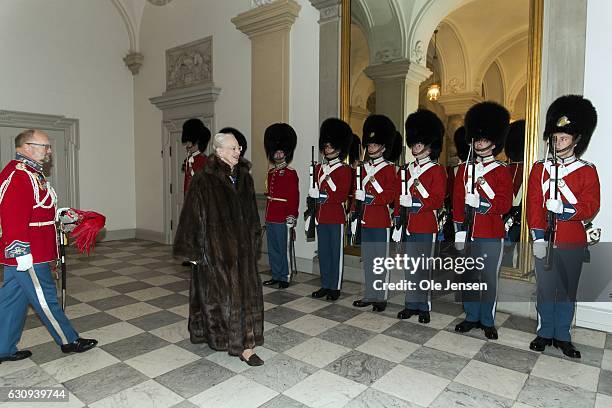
[394, 109, 447, 324]
[308, 118, 352, 301]
[502, 120, 525, 267]
[263, 123, 299, 288]
[351, 115, 398, 312]
[527, 95, 599, 359]
[182, 118, 210, 195]
[0, 129, 97, 363]
[453, 102, 512, 339]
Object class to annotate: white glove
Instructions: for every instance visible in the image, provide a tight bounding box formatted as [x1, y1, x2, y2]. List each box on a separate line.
[465, 193, 480, 209]
[16, 254, 33, 271]
[355, 190, 366, 202]
[399, 195, 412, 208]
[546, 199, 563, 214]
[308, 187, 320, 199]
[454, 231, 467, 251]
[533, 238, 547, 259]
[351, 218, 358, 235]
[391, 227, 402, 242]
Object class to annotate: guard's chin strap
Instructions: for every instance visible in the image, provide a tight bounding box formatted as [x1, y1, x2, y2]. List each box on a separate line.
[325, 151, 340, 160]
[368, 145, 385, 159]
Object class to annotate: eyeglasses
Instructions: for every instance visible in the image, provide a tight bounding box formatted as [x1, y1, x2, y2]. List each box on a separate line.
[223, 145, 243, 152]
[26, 142, 52, 150]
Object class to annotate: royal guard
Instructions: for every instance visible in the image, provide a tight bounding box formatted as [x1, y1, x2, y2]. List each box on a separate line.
[263, 123, 299, 289]
[308, 118, 353, 300]
[527, 95, 599, 358]
[502, 120, 526, 266]
[393, 109, 447, 324]
[0, 130, 98, 364]
[182, 118, 211, 195]
[453, 102, 512, 339]
[351, 114, 398, 312]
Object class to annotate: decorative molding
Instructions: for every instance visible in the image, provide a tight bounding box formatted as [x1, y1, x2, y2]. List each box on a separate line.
[147, 0, 173, 5]
[436, 92, 483, 116]
[411, 40, 425, 64]
[110, 0, 137, 51]
[251, 0, 275, 8]
[232, 0, 301, 38]
[166, 36, 213, 91]
[374, 48, 402, 64]
[364, 59, 431, 85]
[447, 77, 465, 94]
[123, 52, 144, 75]
[150, 84, 221, 111]
[99, 229, 137, 242]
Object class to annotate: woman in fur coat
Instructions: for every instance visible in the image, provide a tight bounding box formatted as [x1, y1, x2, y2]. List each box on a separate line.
[173, 132, 265, 366]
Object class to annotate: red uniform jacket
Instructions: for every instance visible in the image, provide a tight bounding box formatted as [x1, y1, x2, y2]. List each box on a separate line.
[183, 152, 207, 196]
[265, 165, 299, 223]
[0, 156, 58, 265]
[353, 157, 397, 229]
[527, 157, 600, 246]
[396, 158, 447, 234]
[508, 161, 524, 206]
[315, 159, 352, 224]
[453, 156, 513, 239]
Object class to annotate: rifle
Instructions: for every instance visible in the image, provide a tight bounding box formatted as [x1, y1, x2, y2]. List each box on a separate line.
[304, 146, 317, 241]
[350, 153, 365, 246]
[544, 135, 558, 271]
[463, 139, 476, 256]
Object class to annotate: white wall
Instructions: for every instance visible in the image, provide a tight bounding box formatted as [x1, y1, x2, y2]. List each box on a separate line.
[0, 0, 136, 233]
[134, 0, 252, 234]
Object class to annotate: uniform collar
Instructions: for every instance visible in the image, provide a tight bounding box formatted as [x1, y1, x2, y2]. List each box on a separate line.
[476, 155, 495, 164]
[273, 161, 287, 170]
[415, 156, 431, 166]
[188, 150, 201, 159]
[370, 156, 385, 165]
[16, 153, 43, 173]
[326, 157, 341, 166]
[556, 154, 576, 165]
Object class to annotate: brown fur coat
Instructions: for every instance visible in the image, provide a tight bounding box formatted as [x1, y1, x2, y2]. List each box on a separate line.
[173, 155, 263, 355]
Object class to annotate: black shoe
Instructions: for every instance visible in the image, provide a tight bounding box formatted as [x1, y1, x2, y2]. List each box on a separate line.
[181, 261, 192, 267]
[352, 299, 372, 308]
[529, 336, 552, 352]
[263, 279, 280, 286]
[326, 290, 341, 301]
[372, 302, 387, 312]
[418, 311, 431, 324]
[278, 281, 290, 289]
[553, 339, 581, 358]
[397, 308, 419, 320]
[61, 338, 98, 354]
[0, 350, 32, 363]
[482, 325, 498, 340]
[239, 352, 264, 366]
[312, 288, 329, 298]
[455, 320, 481, 333]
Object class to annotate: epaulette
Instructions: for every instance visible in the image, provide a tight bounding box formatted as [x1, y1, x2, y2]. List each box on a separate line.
[578, 159, 595, 168]
[535, 159, 546, 164]
[495, 160, 507, 166]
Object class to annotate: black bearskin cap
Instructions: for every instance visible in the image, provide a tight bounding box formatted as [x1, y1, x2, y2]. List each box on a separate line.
[504, 120, 525, 162]
[319, 118, 353, 160]
[405, 109, 444, 160]
[384, 131, 403, 163]
[264, 123, 298, 163]
[219, 127, 247, 157]
[362, 114, 396, 150]
[464, 101, 510, 155]
[544, 95, 597, 157]
[453, 126, 469, 162]
[348, 134, 362, 165]
[182, 118, 211, 150]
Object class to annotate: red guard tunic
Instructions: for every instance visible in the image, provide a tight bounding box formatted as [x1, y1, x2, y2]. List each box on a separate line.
[355, 157, 397, 229]
[397, 157, 447, 234]
[453, 156, 513, 239]
[527, 156, 600, 246]
[183, 152, 207, 196]
[315, 159, 352, 224]
[508, 162, 524, 206]
[0, 155, 58, 265]
[265, 165, 299, 223]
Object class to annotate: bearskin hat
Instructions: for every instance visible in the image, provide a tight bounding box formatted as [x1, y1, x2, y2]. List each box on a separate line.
[348, 133, 362, 165]
[464, 101, 510, 155]
[504, 120, 526, 162]
[182, 118, 211, 150]
[544, 95, 597, 157]
[319, 118, 353, 160]
[264, 123, 298, 163]
[405, 109, 444, 160]
[384, 131, 403, 163]
[219, 127, 247, 157]
[453, 126, 470, 162]
[362, 114, 396, 151]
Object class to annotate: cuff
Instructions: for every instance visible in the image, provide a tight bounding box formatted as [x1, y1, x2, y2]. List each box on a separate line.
[409, 197, 423, 213]
[317, 192, 328, 204]
[454, 222, 465, 233]
[364, 194, 374, 205]
[531, 229, 545, 240]
[5, 240, 31, 258]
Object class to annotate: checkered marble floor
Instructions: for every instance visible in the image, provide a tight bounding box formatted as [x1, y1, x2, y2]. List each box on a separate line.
[1, 239, 611, 408]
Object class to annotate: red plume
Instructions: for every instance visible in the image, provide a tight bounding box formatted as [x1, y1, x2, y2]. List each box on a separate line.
[69, 210, 106, 254]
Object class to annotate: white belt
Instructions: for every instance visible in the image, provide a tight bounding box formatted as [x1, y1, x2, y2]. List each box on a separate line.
[267, 197, 287, 202]
[29, 221, 55, 227]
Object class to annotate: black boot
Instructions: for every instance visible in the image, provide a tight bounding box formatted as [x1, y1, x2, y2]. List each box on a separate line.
[372, 302, 387, 312]
[418, 311, 431, 324]
[397, 308, 419, 320]
[0, 350, 32, 363]
[278, 281, 290, 289]
[529, 336, 552, 352]
[352, 299, 372, 308]
[263, 279, 280, 286]
[455, 320, 481, 333]
[553, 339, 581, 358]
[312, 288, 329, 298]
[326, 290, 341, 301]
[61, 338, 98, 354]
[482, 325, 498, 340]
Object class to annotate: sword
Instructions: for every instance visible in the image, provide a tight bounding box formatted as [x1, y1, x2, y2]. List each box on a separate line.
[289, 226, 298, 281]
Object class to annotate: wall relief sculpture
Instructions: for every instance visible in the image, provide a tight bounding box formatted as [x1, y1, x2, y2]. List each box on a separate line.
[166, 36, 213, 91]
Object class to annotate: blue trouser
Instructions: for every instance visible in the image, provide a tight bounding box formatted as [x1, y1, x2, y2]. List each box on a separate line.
[0, 263, 78, 357]
[403, 232, 435, 311]
[534, 246, 584, 341]
[362, 227, 390, 302]
[317, 223, 344, 290]
[461, 238, 503, 327]
[266, 222, 291, 283]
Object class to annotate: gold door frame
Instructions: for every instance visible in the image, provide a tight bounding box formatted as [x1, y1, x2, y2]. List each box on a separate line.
[340, 0, 544, 280]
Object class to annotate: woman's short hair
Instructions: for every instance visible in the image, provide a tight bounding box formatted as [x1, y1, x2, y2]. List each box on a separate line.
[212, 132, 237, 154]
